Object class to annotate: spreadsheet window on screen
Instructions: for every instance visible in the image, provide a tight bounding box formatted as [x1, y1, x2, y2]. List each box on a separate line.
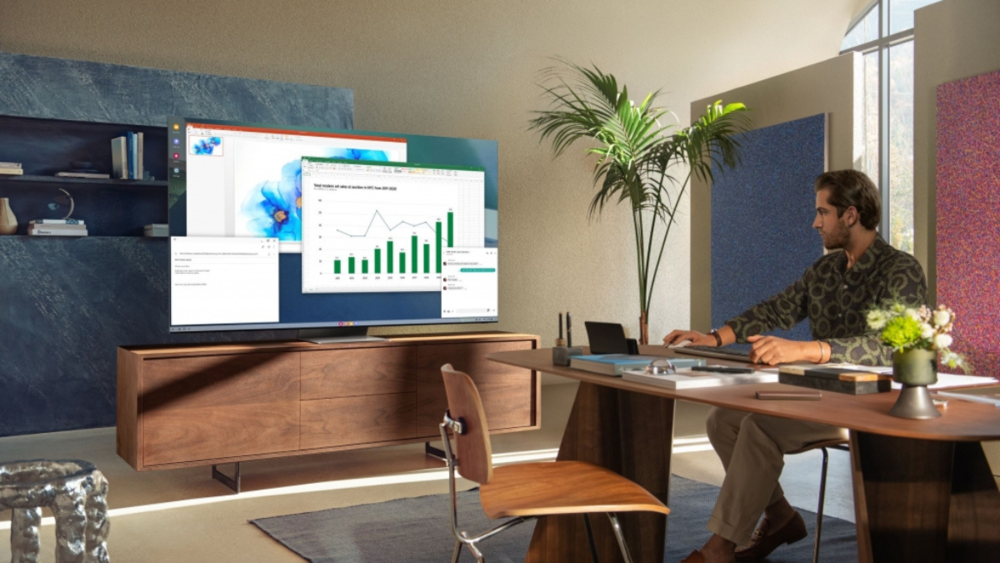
[300, 158, 486, 294]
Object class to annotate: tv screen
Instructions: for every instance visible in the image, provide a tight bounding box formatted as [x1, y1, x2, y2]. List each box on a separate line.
[167, 117, 498, 333]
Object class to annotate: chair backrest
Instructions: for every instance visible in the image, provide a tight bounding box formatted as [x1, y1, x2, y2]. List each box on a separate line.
[440, 364, 493, 485]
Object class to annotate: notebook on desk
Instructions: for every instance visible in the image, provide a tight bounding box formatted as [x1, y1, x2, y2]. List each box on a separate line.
[674, 343, 753, 362]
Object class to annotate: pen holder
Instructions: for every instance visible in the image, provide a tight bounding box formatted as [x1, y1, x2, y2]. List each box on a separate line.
[552, 346, 583, 366]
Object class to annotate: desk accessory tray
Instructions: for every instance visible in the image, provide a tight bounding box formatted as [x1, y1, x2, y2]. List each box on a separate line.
[778, 367, 891, 395]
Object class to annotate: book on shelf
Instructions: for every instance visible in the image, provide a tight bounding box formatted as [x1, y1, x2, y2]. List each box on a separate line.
[137, 132, 144, 180]
[623, 367, 778, 389]
[0, 168, 24, 175]
[29, 226, 89, 236]
[55, 171, 112, 179]
[112, 132, 146, 179]
[144, 223, 169, 237]
[111, 136, 127, 179]
[29, 219, 86, 226]
[0, 161, 22, 168]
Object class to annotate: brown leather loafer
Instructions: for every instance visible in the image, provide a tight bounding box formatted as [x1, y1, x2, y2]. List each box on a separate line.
[681, 550, 706, 563]
[734, 512, 808, 562]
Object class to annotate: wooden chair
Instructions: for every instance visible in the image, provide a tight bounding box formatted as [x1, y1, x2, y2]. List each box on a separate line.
[786, 439, 850, 563]
[438, 364, 670, 563]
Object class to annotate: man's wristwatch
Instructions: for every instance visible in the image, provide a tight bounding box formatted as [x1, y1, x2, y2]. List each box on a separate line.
[710, 329, 723, 347]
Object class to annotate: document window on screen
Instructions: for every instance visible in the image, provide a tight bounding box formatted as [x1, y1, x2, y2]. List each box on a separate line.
[183, 123, 407, 254]
[300, 158, 486, 294]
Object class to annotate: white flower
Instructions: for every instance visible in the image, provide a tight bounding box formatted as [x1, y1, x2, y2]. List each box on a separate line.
[905, 308, 921, 321]
[867, 310, 888, 330]
[920, 323, 935, 340]
[933, 309, 952, 328]
[892, 302, 907, 314]
[933, 333, 953, 350]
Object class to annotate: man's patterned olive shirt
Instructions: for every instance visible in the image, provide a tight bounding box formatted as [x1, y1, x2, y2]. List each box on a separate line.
[725, 237, 927, 366]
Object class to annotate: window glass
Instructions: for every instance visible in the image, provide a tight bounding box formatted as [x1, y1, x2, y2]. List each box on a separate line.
[890, 0, 941, 34]
[841, 20, 865, 51]
[863, 7, 880, 42]
[888, 41, 914, 253]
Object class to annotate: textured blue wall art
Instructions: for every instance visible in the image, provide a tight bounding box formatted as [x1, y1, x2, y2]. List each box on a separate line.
[710, 114, 826, 341]
[0, 52, 353, 437]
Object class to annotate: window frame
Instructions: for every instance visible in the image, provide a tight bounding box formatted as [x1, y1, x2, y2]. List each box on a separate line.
[840, 0, 927, 244]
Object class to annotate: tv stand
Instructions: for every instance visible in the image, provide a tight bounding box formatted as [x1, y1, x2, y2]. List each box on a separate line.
[297, 326, 387, 344]
[116, 332, 540, 488]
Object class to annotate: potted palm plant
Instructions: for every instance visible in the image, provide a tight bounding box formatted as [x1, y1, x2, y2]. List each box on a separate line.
[530, 60, 751, 344]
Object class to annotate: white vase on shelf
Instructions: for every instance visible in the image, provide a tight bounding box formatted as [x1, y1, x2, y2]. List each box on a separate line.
[0, 198, 17, 235]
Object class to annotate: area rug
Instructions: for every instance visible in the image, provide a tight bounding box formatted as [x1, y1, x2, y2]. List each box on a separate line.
[251, 476, 858, 562]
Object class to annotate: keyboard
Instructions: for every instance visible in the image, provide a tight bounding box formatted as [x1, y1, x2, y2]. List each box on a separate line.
[673, 343, 753, 362]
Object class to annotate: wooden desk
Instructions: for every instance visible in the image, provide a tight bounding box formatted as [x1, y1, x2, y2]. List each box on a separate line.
[487, 346, 1000, 563]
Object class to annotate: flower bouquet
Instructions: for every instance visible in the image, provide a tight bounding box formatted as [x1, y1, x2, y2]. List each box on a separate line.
[866, 301, 965, 419]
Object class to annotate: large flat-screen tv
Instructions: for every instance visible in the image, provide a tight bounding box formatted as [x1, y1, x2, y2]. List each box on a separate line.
[167, 117, 498, 339]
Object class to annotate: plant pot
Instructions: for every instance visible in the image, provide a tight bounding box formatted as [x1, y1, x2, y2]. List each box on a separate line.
[892, 348, 938, 386]
[0, 198, 17, 235]
[889, 348, 940, 419]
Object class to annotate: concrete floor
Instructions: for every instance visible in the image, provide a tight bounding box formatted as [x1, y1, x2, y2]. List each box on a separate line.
[0, 382, 854, 562]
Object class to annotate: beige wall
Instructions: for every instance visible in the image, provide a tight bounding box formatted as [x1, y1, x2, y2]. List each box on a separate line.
[0, 0, 856, 382]
[688, 53, 861, 331]
[913, 0, 1000, 300]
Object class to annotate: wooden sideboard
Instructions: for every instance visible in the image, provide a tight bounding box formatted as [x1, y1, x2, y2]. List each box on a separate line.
[117, 332, 540, 471]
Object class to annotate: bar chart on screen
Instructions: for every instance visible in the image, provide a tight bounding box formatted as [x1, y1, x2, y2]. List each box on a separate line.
[300, 159, 484, 293]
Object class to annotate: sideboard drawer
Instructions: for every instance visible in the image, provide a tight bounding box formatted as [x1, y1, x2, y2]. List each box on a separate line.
[300, 393, 418, 450]
[300, 346, 417, 400]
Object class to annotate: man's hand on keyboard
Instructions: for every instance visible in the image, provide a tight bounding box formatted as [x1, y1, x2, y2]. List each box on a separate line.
[663, 330, 717, 348]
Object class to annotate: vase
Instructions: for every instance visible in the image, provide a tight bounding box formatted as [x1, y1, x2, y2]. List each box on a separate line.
[888, 348, 940, 419]
[0, 198, 17, 235]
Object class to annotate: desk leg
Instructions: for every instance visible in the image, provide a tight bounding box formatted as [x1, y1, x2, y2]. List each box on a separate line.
[524, 382, 674, 563]
[850, 432, 1000, 563]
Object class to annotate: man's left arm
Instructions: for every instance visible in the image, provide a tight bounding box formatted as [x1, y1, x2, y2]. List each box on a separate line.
[822, 255, 929, 366]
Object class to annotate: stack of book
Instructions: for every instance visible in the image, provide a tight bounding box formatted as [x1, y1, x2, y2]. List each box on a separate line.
[111, 132, 144, 179]
[778, 365, 891, 395]
[0, 161, 24, 176]
[144, 223, 169, 237]
[28, 219, 89, 237]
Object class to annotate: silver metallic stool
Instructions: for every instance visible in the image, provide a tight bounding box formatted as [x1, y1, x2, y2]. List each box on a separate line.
[0, 459, 110, 563]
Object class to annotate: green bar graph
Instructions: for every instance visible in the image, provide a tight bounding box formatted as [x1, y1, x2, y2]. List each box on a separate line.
[334, 260, 341, 274]
[348, 256, 355, 274]
[374, 248, 381, 274]
[435, 222, 442, 274]
[400, 253, 406, 273]
[423, 243, 430, 273]
[411, 235, 418, 273]
[447, 212, 454, 247]
[362, 259, 368, 274]
[387, 241, 394, 274]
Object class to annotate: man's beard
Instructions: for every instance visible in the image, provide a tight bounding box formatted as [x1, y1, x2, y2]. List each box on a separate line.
[822, 221, 851, 250]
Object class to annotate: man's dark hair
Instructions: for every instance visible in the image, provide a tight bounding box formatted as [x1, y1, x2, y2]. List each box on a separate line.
[813, 170, 881, 230]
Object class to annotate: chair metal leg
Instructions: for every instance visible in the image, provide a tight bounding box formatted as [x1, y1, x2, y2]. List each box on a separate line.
[465, 535, 485, 563]
[583, 514, 601, 563]
[813, 447, 830, 563]
[451, 539, 463, 563]
[607, 513, 633, 563]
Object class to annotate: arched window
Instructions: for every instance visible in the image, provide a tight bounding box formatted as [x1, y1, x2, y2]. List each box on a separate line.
[841, 0, 940, 254]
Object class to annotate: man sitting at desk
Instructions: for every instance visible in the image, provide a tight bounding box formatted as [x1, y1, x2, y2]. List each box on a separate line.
[663, 170, 926, 563]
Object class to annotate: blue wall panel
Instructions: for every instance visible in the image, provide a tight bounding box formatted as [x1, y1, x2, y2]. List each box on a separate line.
[710, 114, 826, 341]
[0, 52, 353, 437]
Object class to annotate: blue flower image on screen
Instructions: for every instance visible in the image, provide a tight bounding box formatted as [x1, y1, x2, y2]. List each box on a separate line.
[193, 137, 222, 155]
[240, 148, 391, 241]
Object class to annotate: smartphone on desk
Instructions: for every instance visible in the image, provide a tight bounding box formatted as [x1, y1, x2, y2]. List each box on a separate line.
[756, 390, 822, 401]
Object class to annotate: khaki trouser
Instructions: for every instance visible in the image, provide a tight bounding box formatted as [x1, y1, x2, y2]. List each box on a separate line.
[705, 407, 848, 546]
